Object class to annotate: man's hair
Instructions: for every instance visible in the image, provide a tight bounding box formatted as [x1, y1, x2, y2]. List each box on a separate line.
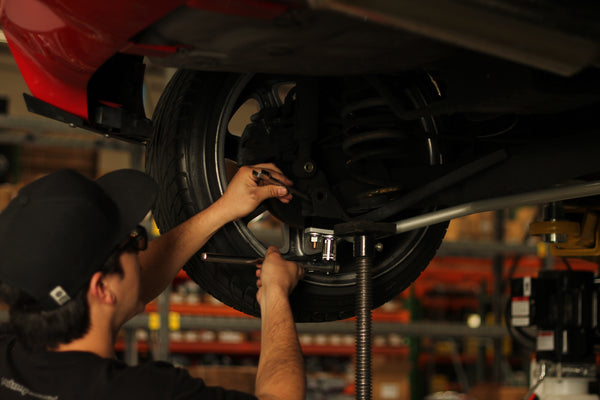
[0, 252, 124, 351]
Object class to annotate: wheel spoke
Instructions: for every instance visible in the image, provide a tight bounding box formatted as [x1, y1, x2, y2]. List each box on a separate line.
[242, 205, 268, 224]
[238, 77, 295, 109]
[285, 226, 305, 257]
[224, 134, 240, 161]
[246, 209, 290, 252]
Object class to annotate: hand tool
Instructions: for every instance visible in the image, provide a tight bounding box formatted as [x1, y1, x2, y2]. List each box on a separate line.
[200, 252, 340, 274]
[252, 169, 312, 202]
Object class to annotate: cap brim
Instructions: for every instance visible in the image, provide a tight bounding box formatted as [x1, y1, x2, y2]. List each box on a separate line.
[96, 169, 158, 244]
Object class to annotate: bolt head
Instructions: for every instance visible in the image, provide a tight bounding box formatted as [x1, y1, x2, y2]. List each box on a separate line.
[303, 161, 315, 174]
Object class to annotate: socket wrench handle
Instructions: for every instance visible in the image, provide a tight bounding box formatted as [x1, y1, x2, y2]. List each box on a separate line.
[252, 169, 311, 202]
[201, 253, 264, 265]
[200, 252, 339, 274]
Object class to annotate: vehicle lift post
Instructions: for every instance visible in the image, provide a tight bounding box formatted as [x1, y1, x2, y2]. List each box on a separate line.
[334, 221, 397, 400]
[354, 234, 374, 400]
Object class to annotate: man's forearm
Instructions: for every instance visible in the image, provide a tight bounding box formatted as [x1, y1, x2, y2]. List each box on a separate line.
[255, 288, 306, 400]
[138, 199, 232, 304]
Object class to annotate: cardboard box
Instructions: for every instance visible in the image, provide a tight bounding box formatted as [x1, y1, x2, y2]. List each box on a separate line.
[445, 212, 495, 242]
[444, 207, 538, 243]
[19, 145, 96, 183]
[469, 383, 528, 400]
[187, 365, 257, 394]
[373, 356, 411, 400]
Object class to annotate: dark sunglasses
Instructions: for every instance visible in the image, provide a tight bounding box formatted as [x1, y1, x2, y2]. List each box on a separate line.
[117, 225, 148, 253]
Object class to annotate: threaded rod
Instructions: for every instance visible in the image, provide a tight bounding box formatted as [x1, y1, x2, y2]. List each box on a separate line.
[355, 235, 373, 400]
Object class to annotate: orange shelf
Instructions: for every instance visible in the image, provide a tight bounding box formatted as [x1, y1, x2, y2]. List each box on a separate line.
[353, 309, 410, 323]
[301, 344, 408, 357]
[420, 297, 480, 310]
[115, 340, 409, 357]
[406, 255, 599, 298]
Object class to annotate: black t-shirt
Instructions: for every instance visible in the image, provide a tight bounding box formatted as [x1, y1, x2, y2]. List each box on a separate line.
[0, 335, 257, 400]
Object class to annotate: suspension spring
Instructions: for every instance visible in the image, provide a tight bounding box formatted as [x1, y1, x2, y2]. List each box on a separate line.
[340, 86, 418, 213]
[339, 77, 441, 214]
[341, 93, 417, 183]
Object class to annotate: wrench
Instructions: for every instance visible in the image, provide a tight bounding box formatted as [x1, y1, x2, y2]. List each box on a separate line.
[200, 252, 340, 274]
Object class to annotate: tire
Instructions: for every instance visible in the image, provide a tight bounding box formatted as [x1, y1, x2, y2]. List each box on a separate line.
[146, 70, 448, 322]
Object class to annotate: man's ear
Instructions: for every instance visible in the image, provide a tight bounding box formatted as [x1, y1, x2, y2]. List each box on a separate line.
[88, 271, 116, 305]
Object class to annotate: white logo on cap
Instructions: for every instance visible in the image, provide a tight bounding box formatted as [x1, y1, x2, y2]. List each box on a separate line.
[49, 286, 71, 306]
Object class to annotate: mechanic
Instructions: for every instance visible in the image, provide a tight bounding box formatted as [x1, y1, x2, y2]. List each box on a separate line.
[0, 163, 305, 400]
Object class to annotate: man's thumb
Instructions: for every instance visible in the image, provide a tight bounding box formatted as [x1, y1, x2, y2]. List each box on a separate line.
[262, 184, 288, 199]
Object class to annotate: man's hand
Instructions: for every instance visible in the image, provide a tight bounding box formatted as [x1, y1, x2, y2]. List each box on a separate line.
[138, 164, 292, 304]
[254, 246, 306, 400]
[256, 247, 303, 305]
[216, 163, 293, 222]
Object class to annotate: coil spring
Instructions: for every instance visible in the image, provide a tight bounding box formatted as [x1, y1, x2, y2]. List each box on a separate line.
[340, 84, 425, 212]
[341, 95, 416, 179]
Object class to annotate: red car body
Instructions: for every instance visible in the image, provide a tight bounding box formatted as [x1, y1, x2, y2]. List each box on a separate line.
[0, 0, 293, 121]
[5, 0, 599, 129]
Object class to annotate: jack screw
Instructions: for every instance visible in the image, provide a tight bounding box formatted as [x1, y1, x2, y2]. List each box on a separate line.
[355, 234, 373, 400]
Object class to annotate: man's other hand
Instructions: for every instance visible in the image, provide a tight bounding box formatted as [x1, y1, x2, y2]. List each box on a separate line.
[217, 163, 293, 222]
[256, 247, 303, 305]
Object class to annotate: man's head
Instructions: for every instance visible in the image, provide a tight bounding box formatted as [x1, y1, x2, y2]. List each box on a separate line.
[0, 169, 157, 349]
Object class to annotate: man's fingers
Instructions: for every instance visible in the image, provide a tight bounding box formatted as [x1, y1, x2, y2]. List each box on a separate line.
[251, 163, 294, 186]
[298, 265, 306, 280]
[247, 163, 294, 203]
[265, 246, 282, 258]
[252, 162, 289, 176]
[255, 185, 292, 204]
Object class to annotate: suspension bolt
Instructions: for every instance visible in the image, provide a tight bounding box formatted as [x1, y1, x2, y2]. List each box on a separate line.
[375, 242, 384, 252]
[303, 161, 315, 174]
[310, 234, 321, 249]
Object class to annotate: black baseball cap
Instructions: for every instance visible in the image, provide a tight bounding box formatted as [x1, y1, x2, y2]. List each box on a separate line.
[0, 169, 158, 310]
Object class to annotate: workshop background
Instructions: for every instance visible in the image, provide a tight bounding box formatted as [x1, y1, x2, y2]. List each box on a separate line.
[0, 31, 596, 400]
